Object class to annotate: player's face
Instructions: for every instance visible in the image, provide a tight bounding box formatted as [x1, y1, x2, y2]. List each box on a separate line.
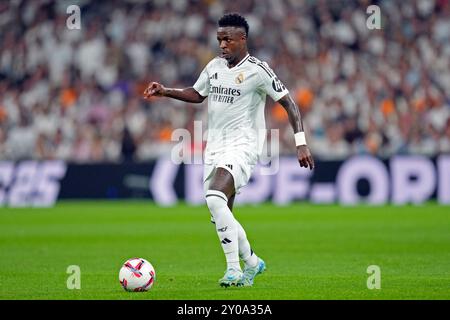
[217, 27, 246, 63]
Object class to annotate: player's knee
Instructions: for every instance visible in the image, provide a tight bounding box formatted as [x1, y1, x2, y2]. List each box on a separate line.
[205, 195, 227, 212]
[205, 190, 228, 212]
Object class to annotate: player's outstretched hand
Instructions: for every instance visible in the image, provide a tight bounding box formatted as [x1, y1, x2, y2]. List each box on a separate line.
[143, 82, 166, 99]
[297, 145, 315, 170]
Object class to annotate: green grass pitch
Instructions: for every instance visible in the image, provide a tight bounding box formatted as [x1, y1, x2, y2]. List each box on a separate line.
[0, 201, 449, 300]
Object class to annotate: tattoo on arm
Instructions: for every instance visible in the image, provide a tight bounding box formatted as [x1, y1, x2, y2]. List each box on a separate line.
[278, 94, 304, 133]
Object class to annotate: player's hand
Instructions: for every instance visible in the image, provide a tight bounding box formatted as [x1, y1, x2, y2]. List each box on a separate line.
[143, 82, 166, 99]
[297, 145, 314, 170]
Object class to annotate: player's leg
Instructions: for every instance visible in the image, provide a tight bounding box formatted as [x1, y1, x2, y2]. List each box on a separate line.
[227, 193, 266, 287]
[227, 193, 235, 211]
[205, 168, 242, 286]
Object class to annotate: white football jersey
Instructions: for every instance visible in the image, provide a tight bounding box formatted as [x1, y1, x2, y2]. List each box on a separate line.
[193, 54, 289, 162]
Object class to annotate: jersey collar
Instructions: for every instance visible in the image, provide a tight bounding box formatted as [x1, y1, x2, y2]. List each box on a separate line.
[226, 53, 250, 69]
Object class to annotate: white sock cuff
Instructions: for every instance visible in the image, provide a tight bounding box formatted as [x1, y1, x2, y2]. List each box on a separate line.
[205, 190, 228, 203]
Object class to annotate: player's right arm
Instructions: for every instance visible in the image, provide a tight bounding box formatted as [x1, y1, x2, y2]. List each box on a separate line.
[144, 60, 213, 103]
[143, 82, 206, 103]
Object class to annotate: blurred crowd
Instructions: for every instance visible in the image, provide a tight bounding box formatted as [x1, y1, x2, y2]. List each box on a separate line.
[0, 0, 449, 162]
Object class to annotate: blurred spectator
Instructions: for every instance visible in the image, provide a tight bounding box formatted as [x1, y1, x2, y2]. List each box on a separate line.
[121, 126, 136, 162]
[0, 0, 449, 162]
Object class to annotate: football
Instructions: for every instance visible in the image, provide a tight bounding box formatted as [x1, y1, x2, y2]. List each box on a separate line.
[119, 258, 156, 292]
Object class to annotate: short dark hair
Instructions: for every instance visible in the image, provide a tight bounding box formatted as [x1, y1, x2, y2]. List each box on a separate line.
[218, 13, 249, 37]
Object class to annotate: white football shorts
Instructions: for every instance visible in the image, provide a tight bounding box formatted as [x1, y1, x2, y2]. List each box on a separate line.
[203, 149, 257, 195]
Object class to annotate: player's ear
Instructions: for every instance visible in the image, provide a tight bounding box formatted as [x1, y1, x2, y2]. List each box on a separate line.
[237, 29, 246, 41]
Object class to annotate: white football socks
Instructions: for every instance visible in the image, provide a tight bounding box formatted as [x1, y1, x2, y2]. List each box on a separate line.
[235, 219, 258, 268]
[205, 190, 240, 270]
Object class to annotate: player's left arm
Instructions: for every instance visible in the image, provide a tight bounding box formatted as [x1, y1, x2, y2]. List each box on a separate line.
[278, 94, 315, 170]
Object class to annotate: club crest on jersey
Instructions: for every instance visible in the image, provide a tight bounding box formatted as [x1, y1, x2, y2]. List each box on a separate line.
[235, 72, 244, 84]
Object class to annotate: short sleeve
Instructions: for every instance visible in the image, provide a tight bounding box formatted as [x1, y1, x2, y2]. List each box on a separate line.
[256, 61, 289, 101]
[193, 65, 210, 97]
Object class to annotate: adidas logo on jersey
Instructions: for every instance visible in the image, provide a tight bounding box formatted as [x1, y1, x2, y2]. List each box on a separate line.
[209, 73, 218, 80]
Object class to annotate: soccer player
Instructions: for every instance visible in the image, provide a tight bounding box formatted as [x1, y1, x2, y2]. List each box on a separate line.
[143, 13, 314, 287]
